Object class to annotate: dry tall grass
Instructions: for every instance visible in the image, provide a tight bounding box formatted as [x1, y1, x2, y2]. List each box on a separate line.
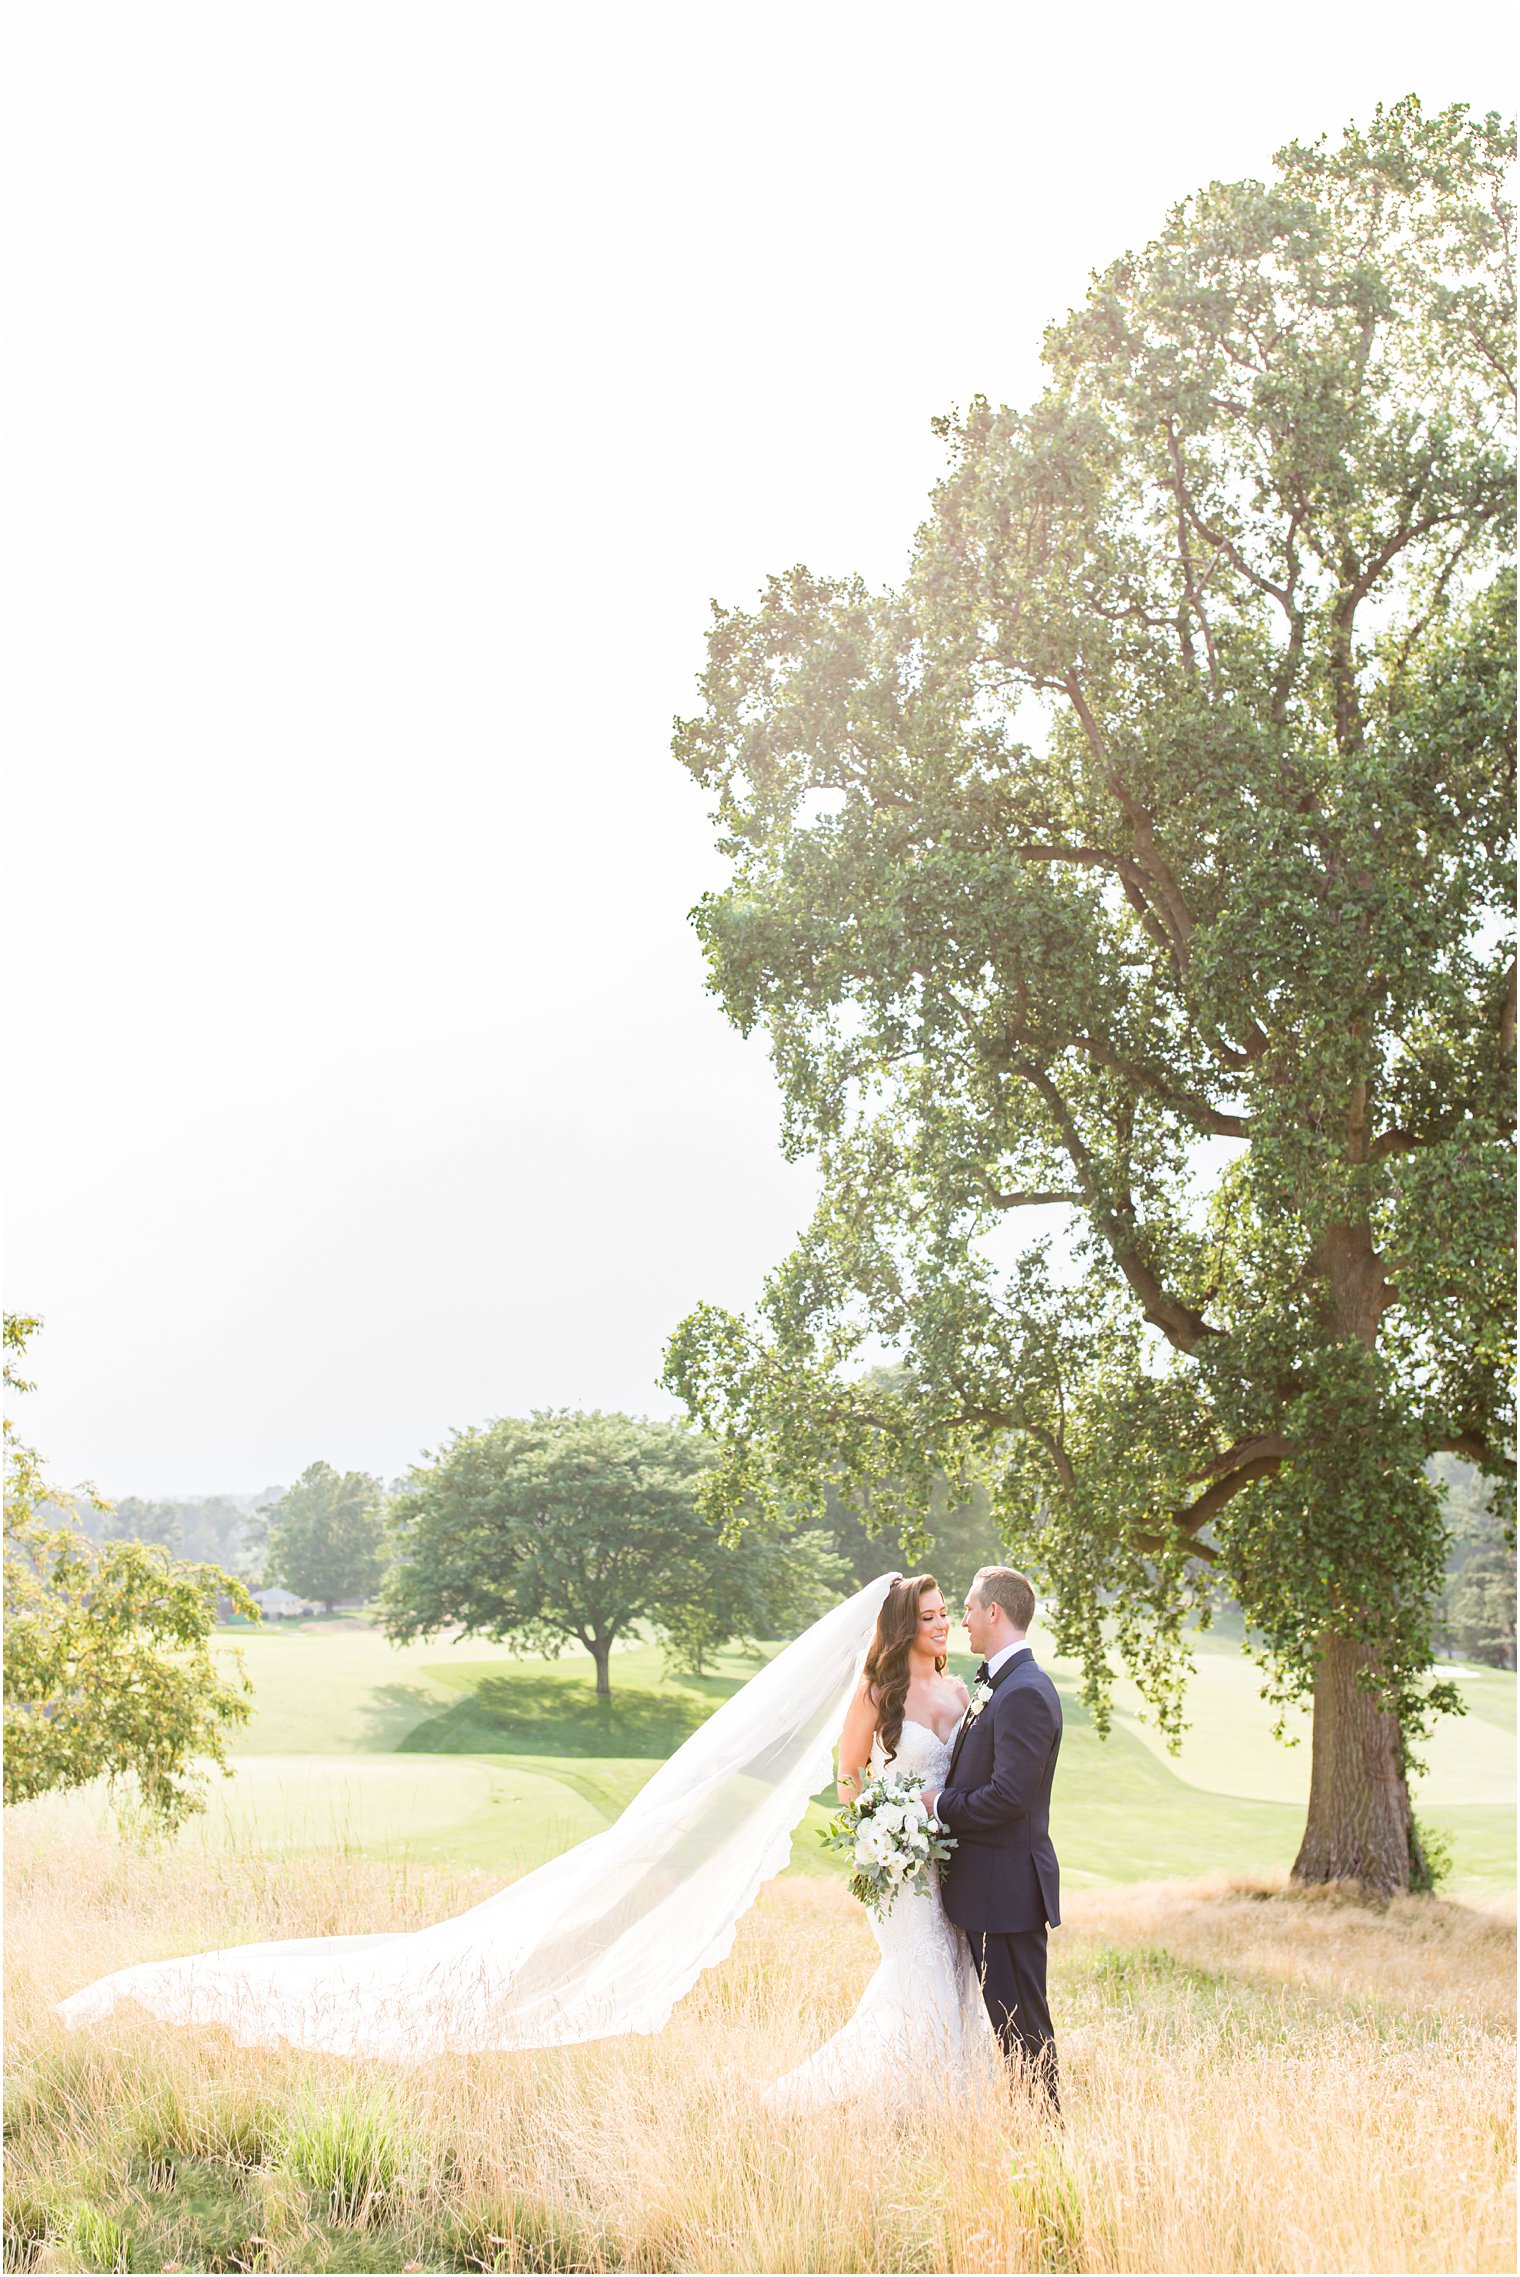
[4, 1813, 1514, 2274]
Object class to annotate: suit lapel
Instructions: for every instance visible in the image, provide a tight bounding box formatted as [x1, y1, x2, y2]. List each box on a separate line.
[945, 1714, 972, 1784]
[946, 1646, 1033, 1783]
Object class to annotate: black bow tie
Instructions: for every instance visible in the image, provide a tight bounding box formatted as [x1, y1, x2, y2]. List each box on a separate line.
[976, 1661, 990, 1684]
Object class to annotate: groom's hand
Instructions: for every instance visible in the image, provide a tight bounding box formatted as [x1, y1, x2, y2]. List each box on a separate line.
[922, 1787, 942, 1819]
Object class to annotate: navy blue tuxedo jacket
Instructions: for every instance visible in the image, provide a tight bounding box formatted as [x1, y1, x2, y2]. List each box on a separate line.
[936, 1646, 1062, 1934]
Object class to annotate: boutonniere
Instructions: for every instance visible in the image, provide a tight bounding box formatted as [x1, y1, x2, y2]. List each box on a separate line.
[963, 1678, 993, 1724]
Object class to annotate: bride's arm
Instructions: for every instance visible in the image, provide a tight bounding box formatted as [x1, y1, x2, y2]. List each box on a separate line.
[836, 1680, 879, 1804]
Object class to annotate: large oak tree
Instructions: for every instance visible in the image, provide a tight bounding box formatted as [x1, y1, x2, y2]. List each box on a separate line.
[664, 101, 1515, 1895]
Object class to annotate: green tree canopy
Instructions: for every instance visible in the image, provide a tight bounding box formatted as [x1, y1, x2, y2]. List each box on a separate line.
[664, 99, 1516, 1896]
[261, 1461, 386, 1613]
[3, 1314, 260, 1832]
[379, 1409, 847, 1695]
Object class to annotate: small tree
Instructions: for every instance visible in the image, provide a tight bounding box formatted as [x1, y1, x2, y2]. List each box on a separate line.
[380, 1409, 846, 1696]
[263, 1461, 386, 1613]
[3, 1314, 260, 1832]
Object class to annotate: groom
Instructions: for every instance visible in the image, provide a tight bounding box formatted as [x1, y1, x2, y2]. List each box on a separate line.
[922, 1565, 1062, 2109]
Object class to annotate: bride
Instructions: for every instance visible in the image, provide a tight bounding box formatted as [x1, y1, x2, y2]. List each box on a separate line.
[766, 1573, 996, 2107]
[56, 1570, 993, 2099]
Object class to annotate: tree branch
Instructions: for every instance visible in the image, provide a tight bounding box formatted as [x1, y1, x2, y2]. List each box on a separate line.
[1067, 1033, 1250, 1137]
[1022, 1421, 1078, 1496]
[1059, 673, 1198, 963]
[1162, 420, 1222, 693]
[1133, 1527, 1220, 1565]
[1386, 528, 1482, 686]
[1430, 1430, 1516, 1476]
[1346, 499, 1497, 613]
[982, 1185, 1084, 1209]
[1191, 1433, 1294, 1485]
[1177, 493, 1294, 612]
[1172, 1448, 1287, 1539]
[1017, 1060, 1222, 1353]
[1013, 840, 1178, 961]
[1133, 1436, 1291, 1563]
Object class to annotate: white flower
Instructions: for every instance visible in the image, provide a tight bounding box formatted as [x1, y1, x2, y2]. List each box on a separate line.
[874, 1804, 906, 1834]
[903, 1798, 927, 1826]
[854, 1823, 891, 1866]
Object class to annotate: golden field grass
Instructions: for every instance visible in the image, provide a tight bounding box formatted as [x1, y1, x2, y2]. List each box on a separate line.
[3, 1817, 1514, 2276]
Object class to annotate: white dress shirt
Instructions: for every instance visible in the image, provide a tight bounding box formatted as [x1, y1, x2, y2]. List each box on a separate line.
[986, 1636, 1028, 1679]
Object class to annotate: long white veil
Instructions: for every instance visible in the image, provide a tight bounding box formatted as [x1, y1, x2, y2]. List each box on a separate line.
[56, 1572, 898, 2059]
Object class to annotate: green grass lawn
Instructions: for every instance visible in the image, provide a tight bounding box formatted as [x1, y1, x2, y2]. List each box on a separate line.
[37, 1613, 1511, 1900]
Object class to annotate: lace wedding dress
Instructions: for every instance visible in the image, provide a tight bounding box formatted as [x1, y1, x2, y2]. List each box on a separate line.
[766, 1717, 997, 2109]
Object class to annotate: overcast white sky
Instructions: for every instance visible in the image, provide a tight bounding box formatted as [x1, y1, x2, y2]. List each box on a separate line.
[4, 1, 1513, 1498]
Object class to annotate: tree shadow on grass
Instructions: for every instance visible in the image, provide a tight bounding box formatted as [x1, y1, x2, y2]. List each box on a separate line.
[392, 1673, 733, 1758]
[359, 1647, 1088, 1763]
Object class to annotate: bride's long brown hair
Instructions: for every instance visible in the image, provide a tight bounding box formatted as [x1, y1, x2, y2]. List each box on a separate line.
[863, 1574, 946, 1765]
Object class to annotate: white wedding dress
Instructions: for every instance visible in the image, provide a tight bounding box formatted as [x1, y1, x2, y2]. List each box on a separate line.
[766, 1717, 997, 2109]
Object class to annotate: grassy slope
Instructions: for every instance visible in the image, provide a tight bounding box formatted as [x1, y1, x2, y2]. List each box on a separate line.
[30, 1615, 1509, 1899]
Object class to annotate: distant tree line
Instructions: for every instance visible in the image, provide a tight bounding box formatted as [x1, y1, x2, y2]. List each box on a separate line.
[67, 1489, 273, 1574]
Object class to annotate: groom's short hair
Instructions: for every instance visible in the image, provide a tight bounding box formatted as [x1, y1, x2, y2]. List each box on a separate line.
[970, 1566, 1035, 1632]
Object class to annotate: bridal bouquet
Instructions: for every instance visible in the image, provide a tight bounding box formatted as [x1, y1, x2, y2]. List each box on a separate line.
[821, 1764, 956, 1918]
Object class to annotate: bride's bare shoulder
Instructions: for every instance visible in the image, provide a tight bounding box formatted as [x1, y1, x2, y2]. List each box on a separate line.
[946, 1673, 971, 1706]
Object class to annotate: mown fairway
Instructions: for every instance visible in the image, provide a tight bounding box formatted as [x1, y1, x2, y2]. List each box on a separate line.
[19, 1612, 1512, 1895]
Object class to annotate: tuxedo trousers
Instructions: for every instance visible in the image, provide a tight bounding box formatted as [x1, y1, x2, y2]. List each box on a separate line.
[966, 1926, 1059, 2107]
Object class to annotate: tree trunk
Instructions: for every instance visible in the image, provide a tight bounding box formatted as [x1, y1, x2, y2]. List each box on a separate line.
[1291, 1207, 1420, 1897]
[1291, 1630, 1415, 1898]
[591, 1638, 613, 1699]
